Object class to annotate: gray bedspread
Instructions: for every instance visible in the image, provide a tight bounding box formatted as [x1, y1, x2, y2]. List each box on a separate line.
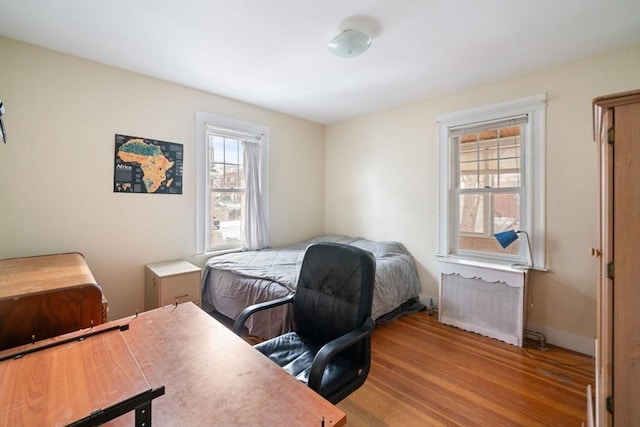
[203, 235, 422, 337]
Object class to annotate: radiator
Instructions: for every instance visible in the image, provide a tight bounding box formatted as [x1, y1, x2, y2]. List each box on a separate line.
[439, 259, 528, 346]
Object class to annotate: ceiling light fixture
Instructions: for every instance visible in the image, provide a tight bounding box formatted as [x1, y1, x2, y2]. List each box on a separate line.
[328, 29, 371, 57]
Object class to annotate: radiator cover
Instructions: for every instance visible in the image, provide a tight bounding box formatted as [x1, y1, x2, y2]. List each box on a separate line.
[439, 259, 528, 346]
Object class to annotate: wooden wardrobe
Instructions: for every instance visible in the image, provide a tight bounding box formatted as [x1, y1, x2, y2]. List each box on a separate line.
[593, 89, 640, 426]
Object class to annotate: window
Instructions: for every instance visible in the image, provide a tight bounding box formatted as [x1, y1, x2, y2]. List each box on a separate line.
[208, 132, 245, 247]
[437, 94, 546, 268]
[196, 112, 269, 254]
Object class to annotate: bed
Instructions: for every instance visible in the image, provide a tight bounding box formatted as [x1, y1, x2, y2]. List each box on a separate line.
[202, 235, 424, 339]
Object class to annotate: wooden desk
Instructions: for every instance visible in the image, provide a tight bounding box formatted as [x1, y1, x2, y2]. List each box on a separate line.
[0, 252, 108, 350]
[0, 303, 346, 426]
[0, 326, 161, 426]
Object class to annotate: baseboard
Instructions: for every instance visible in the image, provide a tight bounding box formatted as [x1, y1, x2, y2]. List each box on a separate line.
[526, 321, 595, 356]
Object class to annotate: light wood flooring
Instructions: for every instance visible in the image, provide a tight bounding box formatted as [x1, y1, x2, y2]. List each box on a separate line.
[337, 310, 594, 426]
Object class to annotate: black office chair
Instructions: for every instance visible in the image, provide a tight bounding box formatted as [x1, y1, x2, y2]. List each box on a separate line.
[233, 242, 376, 404]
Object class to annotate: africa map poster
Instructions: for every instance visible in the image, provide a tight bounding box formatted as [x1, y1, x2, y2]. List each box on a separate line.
[114, 134, 183, 194]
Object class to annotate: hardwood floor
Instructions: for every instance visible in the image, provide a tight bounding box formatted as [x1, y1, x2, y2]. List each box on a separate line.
[337, 311, 594, 426]
[210, 308, 593, 426]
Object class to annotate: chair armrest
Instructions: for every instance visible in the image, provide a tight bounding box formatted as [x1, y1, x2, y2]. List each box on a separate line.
[232, 294, 294, 336]
[308, 317, 375, 391]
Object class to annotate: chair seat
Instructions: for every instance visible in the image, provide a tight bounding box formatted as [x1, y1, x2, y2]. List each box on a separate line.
[255, 332, 360, 398]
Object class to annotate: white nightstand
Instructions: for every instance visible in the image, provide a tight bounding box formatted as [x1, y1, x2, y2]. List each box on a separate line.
[144, 260, 202, 311]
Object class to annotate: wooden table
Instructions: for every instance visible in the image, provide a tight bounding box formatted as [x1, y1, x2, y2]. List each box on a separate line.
[0, 303, 346, 426]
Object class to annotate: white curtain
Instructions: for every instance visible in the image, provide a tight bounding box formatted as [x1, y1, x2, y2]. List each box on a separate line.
[242, 139, 269, 250]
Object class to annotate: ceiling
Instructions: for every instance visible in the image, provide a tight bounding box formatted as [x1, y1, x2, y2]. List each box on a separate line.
[1, 1, 639, 124]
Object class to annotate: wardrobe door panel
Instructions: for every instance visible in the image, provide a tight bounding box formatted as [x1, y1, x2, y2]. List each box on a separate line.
[612, 100, 640, 425]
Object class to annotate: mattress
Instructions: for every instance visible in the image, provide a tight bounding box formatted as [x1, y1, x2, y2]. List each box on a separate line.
[202, 235, 422, 338]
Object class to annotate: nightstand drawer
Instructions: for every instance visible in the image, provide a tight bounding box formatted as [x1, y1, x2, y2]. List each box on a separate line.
[144, 260, 202, 311]
[157, 272, 200, 306]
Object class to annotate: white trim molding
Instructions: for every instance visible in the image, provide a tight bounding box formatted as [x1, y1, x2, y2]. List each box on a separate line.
[195, 111, 270, 255]
[436, 94, 547, 270]
[526, 321, 595, 356]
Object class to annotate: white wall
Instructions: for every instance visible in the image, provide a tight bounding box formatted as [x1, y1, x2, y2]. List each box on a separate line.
[0, 37, 325, 320]
[324, 44, 640, 353]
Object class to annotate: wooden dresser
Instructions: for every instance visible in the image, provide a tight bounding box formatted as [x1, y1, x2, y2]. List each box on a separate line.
[0, 252, 108, 350]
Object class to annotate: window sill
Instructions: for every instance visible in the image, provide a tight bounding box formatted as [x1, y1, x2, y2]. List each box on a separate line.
[194, 248, 242, 259]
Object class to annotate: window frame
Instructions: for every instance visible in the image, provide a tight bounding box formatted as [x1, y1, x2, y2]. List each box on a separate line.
[195, 111, 269, 255]
[455, 119, 525, 243]
[437, 94, 546, 269]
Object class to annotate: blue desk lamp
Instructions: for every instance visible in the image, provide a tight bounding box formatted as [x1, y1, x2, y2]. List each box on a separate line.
[494, 230, 533, 269]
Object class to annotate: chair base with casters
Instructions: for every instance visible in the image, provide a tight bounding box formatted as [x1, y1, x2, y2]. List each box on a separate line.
[233, 243, 376, 404]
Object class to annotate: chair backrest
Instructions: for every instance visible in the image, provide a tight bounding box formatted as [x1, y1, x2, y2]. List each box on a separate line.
[292, 243, 376, 356]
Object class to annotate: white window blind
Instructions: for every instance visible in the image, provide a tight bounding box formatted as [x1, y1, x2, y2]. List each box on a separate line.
[449, 115, 529, 136]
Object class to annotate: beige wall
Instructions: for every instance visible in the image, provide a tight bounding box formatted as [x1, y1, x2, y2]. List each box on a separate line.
[325, 44, 640, 353]
[0, 37, 325, 320]
[2, 34, 639, 352]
